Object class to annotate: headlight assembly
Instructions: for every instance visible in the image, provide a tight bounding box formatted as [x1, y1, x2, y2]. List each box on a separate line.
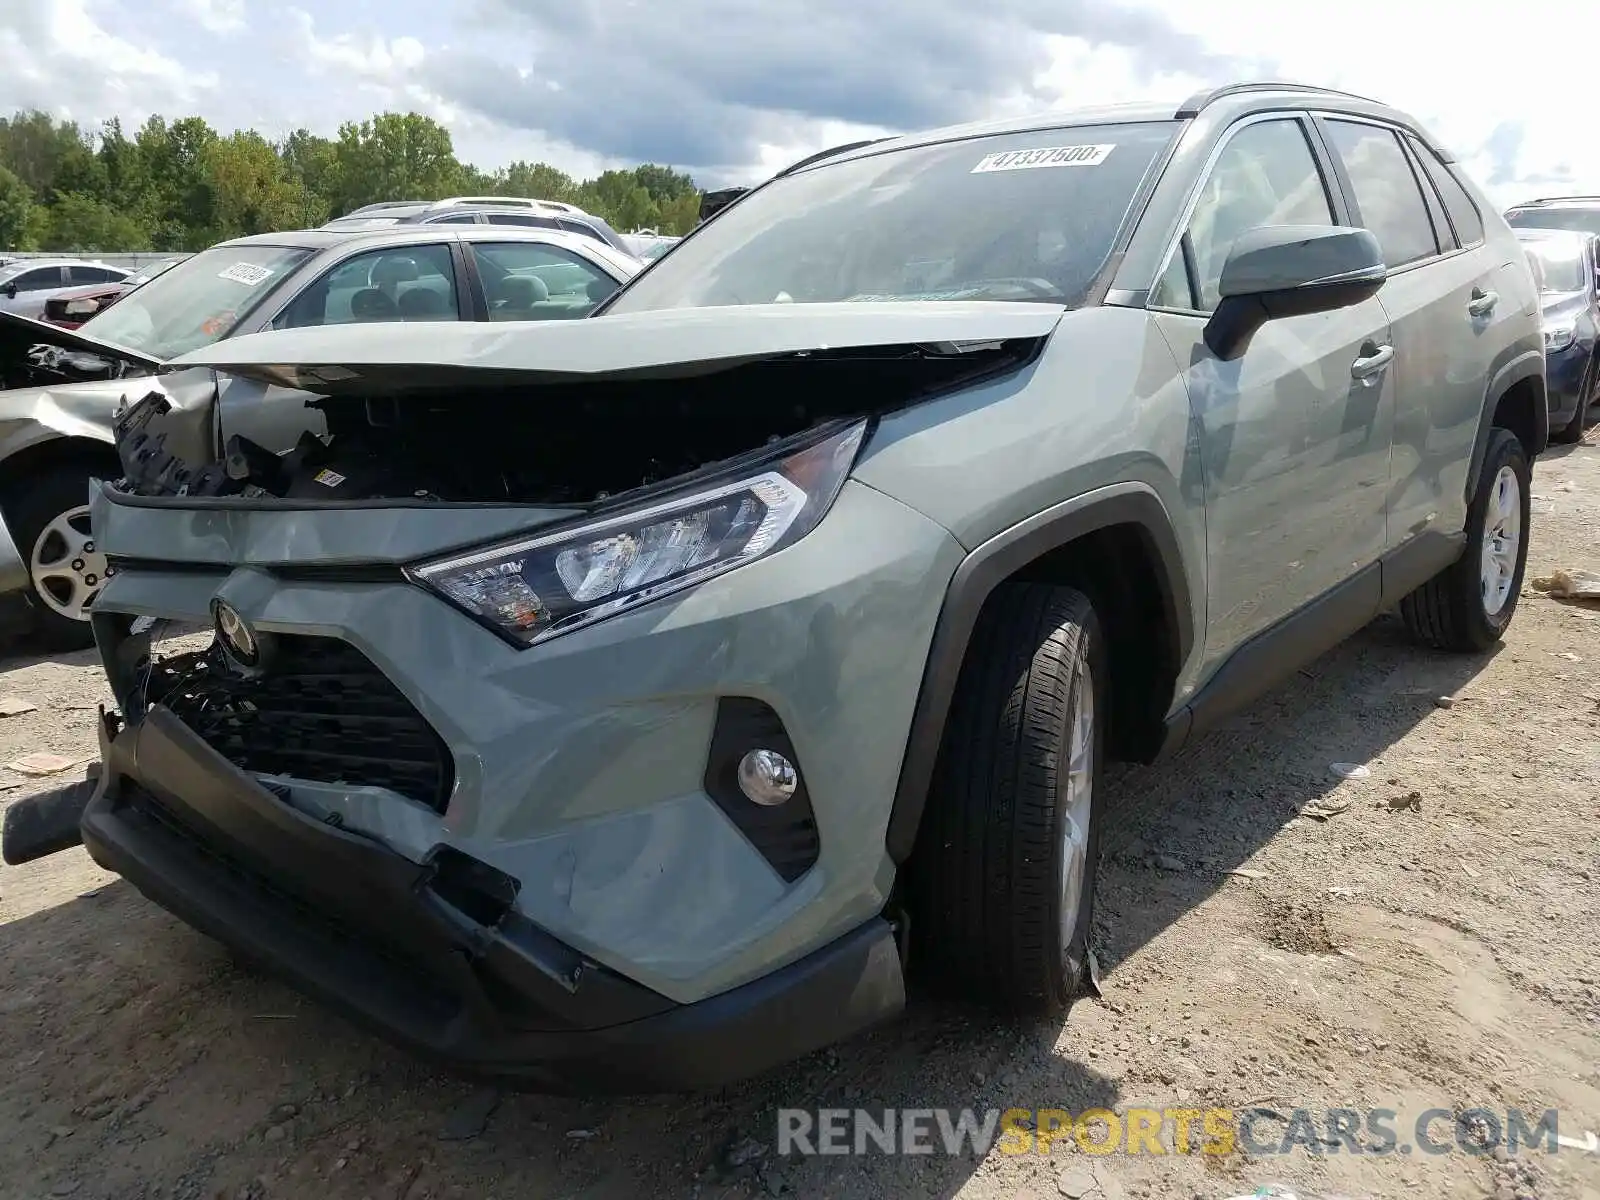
[408, 419, 868, 646]
[1544, 321, 1576, 352]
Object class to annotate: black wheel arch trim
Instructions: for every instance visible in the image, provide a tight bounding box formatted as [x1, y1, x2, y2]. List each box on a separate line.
[1468, 348, 1547, 501]
[885, 483, 1195, 864]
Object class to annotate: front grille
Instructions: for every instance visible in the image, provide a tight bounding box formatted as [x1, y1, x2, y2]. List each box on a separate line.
[150, 635, 454, 813]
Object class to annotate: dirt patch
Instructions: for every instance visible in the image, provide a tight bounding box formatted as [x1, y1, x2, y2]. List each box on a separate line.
[0, 441, 1597, 1200]
[1259, 898, 1341, 955]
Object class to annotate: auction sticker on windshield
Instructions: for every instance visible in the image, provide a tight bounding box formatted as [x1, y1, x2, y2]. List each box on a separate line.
[971, 144, 1115, 173]
[217, 262, 275, 286]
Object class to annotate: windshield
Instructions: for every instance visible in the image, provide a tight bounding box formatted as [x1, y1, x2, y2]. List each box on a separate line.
[1505, 207, 1600, 236]
[80, 243, 312, 359]
[609, 121, 1179, 313]
[1526, 242, 1588, 293]
[125, 259, 180, 288]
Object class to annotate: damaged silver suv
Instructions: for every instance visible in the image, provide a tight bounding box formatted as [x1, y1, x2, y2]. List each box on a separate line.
[4, 83, 1545, 1093]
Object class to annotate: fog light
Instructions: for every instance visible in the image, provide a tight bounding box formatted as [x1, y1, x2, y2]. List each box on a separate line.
[737, 748, 797, 806]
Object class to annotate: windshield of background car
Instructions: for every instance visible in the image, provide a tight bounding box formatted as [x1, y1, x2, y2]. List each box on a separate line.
[607, 121, 1179, 312]
[1504, 207, 1600, 236]
[80, 244, 312, 359]
[1526, 242, 1587, 293]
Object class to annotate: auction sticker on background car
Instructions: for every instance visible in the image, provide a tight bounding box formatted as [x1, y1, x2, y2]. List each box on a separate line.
[970, 144, 1115, 172]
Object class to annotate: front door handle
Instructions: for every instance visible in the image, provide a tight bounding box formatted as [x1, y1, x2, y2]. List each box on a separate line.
[1468, 289, 1498, 317]
[1350, 343, 1394, 380]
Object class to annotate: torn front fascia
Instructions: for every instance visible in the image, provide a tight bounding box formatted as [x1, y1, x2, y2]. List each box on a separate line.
[112, 390, 279, 499]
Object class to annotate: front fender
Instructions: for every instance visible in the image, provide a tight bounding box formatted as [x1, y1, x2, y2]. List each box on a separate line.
[882, 482, 1195, 864]
[1469, 347, 1547, 493]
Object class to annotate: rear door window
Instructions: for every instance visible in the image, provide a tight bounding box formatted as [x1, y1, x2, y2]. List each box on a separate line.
[67, 265, 121, 284]
[1322, 120, 1441, 268]
[12, 266, 65, 291]
[1404, 135, 1484, 248]
[469, 242, 620, 319]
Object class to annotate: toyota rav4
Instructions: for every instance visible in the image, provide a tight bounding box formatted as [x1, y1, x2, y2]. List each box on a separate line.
[3, 82, 1545, 1094]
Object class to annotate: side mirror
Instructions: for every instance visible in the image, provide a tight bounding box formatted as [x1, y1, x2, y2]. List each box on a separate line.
[1, 282, 15, 299]
[1203, 225, 1387, 361]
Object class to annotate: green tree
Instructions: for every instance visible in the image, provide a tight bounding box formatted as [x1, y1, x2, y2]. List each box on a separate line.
[631, 163, 698, 206]
[280, 128, 337, 225]
[502, 160, 579, 205]
[34, 191, 150, 252]
[203, 131, 314, 241]
[135, 115, 222, 248]
[0, 105, 707, 251]
[0, 111, 98, 199]
[578, 169, 661, 231]
[329, 112, 463, 214]
[0, 164, 34, 249]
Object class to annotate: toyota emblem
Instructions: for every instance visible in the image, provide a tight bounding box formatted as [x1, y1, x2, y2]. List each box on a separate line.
[212, 599, 259, 667]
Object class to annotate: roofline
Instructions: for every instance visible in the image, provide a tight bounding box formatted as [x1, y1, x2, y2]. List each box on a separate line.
[775, 138, 892, 177]
[1506, 196, 1600, 207]
[210, 223, 619, 253]
[1173, 80, 1386, 119]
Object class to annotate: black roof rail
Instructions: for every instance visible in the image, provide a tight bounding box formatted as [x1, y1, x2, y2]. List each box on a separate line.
[776, 137, 890, 177]
[1174, 81, 1380, 119]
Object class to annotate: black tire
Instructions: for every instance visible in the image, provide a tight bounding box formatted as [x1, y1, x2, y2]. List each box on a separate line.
[1399, 427, 1531, 652]
[908, 582, 1106, 1014]
[4, 463, 106, 652]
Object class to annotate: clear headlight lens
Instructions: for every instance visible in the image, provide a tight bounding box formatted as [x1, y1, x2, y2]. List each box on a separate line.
[409, 420, 868, 646]
[1544, 321, 1576, 351]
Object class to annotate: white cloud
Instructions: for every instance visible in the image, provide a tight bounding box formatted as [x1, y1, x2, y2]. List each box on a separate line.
[175, 0, 247, 35]
[0, 0, 217, 124]
[1121, 0, 1598, 209]
[0, 0, 1589, 208]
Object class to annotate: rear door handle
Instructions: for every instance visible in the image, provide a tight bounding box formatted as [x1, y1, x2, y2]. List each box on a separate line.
[1350, 343, 1394, 380]
[1468, 289, 1498, 317]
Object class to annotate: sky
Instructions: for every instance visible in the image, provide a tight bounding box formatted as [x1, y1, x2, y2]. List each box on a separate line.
[0, 0, 1588, 209]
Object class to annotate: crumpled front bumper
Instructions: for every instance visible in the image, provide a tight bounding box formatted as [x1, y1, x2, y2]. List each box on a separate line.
[79, 702, 906, 1093]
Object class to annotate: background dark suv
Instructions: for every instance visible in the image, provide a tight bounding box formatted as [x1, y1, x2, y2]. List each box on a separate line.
[1503, 196, 1600, 237]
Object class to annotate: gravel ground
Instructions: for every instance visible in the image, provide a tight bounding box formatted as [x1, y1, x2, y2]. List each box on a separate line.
[0, 437, 1596, 1200]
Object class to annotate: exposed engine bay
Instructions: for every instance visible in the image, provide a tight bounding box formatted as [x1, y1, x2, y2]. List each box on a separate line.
[111, 340, 1038, 506]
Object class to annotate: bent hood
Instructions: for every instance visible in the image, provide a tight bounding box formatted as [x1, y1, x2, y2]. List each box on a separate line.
[165, 301, 1066, 394]
[0, 306, 163, 370]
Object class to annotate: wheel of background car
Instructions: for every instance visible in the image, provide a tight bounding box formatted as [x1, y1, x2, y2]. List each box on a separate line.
[1551, 356, 1595, 444]
[1399, 427, 1531, 652]
[5, 463, 114, 651]
[907, 582, 1105, 1013]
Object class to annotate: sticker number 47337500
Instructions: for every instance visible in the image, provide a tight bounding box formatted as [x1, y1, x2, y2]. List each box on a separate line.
[971, 144, 1115, 173]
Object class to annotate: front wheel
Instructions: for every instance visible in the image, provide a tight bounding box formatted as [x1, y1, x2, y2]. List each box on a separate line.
[1399, 427, 1531, 652]
[7, 464, 111, 651]
[908, 583, 1106, 1014]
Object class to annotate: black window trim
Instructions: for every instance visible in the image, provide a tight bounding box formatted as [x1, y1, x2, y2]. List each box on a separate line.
[1145, 109, 1348, 317]
[1310, 111, 1470, 275]
[1402, 130, 1486, 250]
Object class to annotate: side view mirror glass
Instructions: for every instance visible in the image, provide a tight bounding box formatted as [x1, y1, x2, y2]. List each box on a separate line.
[1204, 225, 1387, 360]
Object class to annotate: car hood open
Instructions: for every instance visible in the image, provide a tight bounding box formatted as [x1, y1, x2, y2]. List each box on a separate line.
[165, 301, 1067, 394]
